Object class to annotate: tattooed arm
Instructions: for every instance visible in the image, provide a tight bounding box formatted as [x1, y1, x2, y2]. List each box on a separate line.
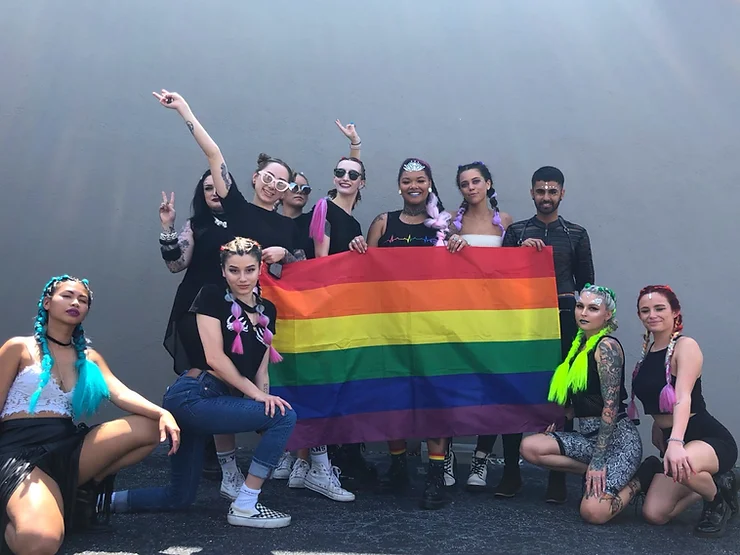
[152, 90, 232, 199]
[254, 350, 270, 395]
[284, 249, 306, 263]
[366, 213, 388, 247]
[161, 220, 195, 273]
[586, 337, 624, 497]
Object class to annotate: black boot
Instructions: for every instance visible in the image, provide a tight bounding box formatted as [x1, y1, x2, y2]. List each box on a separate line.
[420, 460, 448, 510]
[695, 490, 731, 538]
[494, 465, 522, 498]
[545, 471, 567, 504]
[202, 437, 221, 480]
[717, 469, 739, 518]
[333, 443, 378, 488]
[376, 452, 410, 493]
[635, 456, 663, 493]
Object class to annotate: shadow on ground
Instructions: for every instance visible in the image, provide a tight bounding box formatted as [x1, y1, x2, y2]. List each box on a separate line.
[61, 446, 740, 555]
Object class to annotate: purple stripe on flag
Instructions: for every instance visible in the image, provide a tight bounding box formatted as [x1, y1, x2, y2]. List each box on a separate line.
[286, 403, 565, 450]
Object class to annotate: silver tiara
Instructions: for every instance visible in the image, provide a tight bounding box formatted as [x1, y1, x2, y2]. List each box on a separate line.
[402, 160, 425, 172]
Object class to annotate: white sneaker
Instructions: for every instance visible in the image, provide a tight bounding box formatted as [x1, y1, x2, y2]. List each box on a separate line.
[304, 465, 356, 502]
[288, 458, 309, 489]
[272, 452, 295, 480]
[220, 470, 245, 500]
[227, 502, 291, 528]
[466, 452, 489, 491]
[443, 449, 457, 487]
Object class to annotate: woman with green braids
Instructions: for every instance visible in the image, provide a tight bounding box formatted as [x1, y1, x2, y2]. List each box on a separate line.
[0, 276, 180, 555]
[520, 284, 643, 524]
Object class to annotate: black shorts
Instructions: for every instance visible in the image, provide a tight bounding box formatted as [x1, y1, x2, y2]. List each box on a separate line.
[0, 418, 90, 526]
[661, 411, 737, 474]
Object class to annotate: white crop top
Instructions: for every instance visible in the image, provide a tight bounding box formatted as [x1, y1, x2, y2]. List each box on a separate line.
[461, 234, 503, 248]
[1, 364, 74, 418]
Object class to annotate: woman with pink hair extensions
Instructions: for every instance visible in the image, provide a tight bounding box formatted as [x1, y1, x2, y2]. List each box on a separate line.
[629, 285, 738, 537]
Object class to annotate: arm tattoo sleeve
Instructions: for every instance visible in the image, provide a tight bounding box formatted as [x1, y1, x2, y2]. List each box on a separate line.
[185, 120, 195, 135]
[591, 338, 624, 471]
[283, 249, 306, 264]
[220, 162, 233, 192]
[162, 222, 193, 273]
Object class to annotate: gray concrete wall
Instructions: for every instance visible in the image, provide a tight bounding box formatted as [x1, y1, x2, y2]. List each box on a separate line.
[1, 1, 738, 450]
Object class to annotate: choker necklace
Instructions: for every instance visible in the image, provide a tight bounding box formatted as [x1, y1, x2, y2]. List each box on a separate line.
[213, 215, 227, 228]
[47, 335, 72, 347]
[402, 205, 426, 217]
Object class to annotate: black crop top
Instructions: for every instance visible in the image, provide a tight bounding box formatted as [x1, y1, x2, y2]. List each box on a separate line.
[632, 344, 707, 415]
[568, 336, 629, 418]
[378, 210, 438, 247]
[179, 284, 277, 383]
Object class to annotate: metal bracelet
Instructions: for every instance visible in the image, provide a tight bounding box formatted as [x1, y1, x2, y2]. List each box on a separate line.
[667, 437, 685, 446]
[160, 231, 178, 242]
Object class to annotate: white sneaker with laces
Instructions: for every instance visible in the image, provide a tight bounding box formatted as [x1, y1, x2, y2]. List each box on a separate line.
[220, 470, 245, 500]
[304, 465, 356, 502]
[466, 452, 489, 490]
[272, 452, 295, 480]
[443, 448, 457, 487]
[288, 458, 310, 489]
[227, 502, 291, 528]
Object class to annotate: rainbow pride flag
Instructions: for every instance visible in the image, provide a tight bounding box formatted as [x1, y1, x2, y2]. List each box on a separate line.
[262, 247, 563, 449]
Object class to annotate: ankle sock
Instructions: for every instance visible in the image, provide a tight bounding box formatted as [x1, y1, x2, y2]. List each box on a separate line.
[428, 452, 445, 462]
[310, 445, 331, 471]
[217, 449, 239, 477]
[234, 484, 260, 511]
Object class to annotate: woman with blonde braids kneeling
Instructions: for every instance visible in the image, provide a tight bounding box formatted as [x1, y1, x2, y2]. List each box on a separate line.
[520, 284, 643, 524]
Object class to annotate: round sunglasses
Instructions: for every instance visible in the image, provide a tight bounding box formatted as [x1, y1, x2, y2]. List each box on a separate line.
[334, 168, 362, 181]
[258, 170, 292, 192]
[289, 183, 312, 195]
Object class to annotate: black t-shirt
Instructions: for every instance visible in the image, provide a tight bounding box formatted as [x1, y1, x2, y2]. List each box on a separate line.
[323, 200, 362, 255]
[219, 184, 299, 252]
[294, 211, 315, 259]
[181, 284, 277, 383]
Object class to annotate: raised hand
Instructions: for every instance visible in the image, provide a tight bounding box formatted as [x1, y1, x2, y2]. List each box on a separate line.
[335, 119, 361, 144]
[159, 191, 176, 229]
[152, 89, 189, 113]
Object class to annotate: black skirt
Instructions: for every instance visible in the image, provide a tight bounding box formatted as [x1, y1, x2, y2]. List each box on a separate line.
[0, 418, 90, 532]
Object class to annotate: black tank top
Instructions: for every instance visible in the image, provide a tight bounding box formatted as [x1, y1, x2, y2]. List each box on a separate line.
[632, 342, 707, 415]
[568, 336, 629, 418]
[378, 210, 438, 247]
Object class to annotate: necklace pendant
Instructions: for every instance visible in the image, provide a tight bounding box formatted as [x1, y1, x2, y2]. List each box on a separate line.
[214, 216, 228, 228]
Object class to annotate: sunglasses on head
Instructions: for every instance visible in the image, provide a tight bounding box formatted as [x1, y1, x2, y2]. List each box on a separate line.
[334, 168, 361, 181]
[289, 183, 312, 194]
[258, 170, 291, 192]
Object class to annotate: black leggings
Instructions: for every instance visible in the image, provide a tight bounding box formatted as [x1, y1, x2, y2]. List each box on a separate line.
[661, 411, 737, 474]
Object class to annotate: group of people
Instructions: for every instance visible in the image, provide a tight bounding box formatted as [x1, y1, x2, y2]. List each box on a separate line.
[0, 89, 736, 554]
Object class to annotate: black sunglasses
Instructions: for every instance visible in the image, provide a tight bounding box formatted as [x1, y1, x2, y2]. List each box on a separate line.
[289, 183, 312, 194]
[334, 168, 361, 181]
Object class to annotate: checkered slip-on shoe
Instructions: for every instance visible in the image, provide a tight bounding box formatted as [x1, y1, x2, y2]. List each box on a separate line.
[227, 502, 291, 528]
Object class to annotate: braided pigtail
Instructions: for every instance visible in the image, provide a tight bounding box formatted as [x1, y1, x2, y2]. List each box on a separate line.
[254, 284, 282, 363]
[452, 201, 468, 232]
[659, 324, 683, 413]
[224, 291, 246, 355]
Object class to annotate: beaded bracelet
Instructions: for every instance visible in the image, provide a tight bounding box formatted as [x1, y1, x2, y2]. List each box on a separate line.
[667, 437, 685, 446]
[160, 231, 178, 242]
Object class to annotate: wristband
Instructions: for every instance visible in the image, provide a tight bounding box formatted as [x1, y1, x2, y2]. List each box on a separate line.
[667, 437, 685, 446]
[160, 230, 178, 242]
[161, 246, 182, 261]
[350, 141, 362, 147]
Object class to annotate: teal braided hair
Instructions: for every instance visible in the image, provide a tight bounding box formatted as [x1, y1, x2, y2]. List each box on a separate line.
[30, 275, 110, 418]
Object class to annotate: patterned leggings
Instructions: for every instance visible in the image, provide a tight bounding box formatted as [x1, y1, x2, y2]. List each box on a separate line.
[547, 416, 642, 496]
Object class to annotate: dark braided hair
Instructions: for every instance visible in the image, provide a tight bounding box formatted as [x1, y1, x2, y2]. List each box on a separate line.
[452, 161, 505, 236]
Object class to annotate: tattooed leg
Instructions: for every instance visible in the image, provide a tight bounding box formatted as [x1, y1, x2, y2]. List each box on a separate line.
[580, 479, 640, 524]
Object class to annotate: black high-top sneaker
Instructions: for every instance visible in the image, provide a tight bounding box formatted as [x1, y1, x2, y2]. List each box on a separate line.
[420, 459, 448, 510]
[695, 489, 731, 538]
[376, 452, 410, 493]
[717, 469, 739, 518]
[334, 443, 378, 488]
[494, 465, 523, 498]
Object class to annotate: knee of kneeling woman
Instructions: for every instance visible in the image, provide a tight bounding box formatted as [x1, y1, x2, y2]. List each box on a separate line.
[519, 435, 541, 464]
[641, 504, 670, 526]
[580, 499, 612, 525]
[18, 529, 64, 555]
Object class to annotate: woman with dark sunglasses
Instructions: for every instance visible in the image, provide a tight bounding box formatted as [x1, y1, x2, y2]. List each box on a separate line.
[276, 172, 315, 260]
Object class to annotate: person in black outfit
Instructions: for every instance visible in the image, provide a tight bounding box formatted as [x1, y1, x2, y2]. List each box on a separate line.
[357, 158, 457, 510]
[276, 171, 315, 260]
[152, 89, 305, 501]
[501, 166, 595, 503]
[629, 285, 738, 537]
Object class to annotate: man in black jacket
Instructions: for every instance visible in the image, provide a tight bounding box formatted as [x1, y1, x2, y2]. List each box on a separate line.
[496, 166, 595, 503]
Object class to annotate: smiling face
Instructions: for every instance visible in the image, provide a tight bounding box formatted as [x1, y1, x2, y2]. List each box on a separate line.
[575, 291, 612, 334]
[42, 280, 91, 326]
[283, 173, 310, 210]
[252, 162, 292, 206]
[638, 291, 679, 335]
[333, 159, 364, 199]
[458, 168, 490, 206]
[531, 180, 564, 215]
[399, 170, 430, 206]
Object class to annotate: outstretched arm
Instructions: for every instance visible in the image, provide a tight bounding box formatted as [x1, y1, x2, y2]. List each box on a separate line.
[152, 89, 233, 199]
[335, 120, 362, 159]
[160, 219, 195, 273]
[586, 337, 624, 498]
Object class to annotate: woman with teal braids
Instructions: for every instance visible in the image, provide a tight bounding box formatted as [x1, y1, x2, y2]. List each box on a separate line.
[0, 275, 180, 555]
[520, 284, 643, 525]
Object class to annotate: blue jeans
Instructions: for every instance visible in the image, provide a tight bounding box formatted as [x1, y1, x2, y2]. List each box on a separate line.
[126, 370, 296, 512]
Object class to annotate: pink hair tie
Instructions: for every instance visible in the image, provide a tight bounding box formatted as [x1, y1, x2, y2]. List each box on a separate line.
[228, 299, 245, 355]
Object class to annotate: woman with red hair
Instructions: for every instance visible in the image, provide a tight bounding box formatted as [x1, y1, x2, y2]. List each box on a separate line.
[629, 285, 738, 537]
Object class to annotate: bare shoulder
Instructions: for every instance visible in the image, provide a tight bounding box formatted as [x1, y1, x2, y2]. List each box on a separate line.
[370, 212, 387, 227]
[674, 336, 702, 358]
[499, 211, 514, 229]
[0, 336, 31, 357]
[85, 347, 105, 365]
